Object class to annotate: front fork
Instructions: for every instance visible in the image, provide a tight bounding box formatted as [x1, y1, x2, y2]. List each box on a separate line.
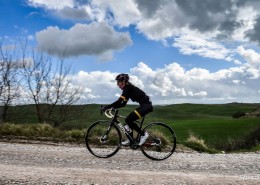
[100, 122, 114, 143]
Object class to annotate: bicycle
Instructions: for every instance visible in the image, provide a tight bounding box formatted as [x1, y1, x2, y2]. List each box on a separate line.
[85, 107, 177, 160]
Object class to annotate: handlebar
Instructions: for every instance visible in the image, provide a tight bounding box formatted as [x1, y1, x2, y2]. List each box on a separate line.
[104, 109, 115, 118]
[101, 107, 126, 119]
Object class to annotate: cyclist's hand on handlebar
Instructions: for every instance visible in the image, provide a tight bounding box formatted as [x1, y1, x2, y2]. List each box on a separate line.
[100, 105, 108, 114]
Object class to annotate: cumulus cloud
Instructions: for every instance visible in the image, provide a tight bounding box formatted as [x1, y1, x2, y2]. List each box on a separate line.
[134, 0, 164, 18]
[27, 0, 100, 21]
[245, 16, 260, 46]
[136, 1, 184, 40]
[72, 49, 260, 104]
[27, 0, 74, 10]
[95, 0, 140, 26]
[237, 46, 260, 76]
[92, 0, 141, 27]
[173, 33, 234, 61]
[70, 70, 118, 103]
[134, 0, 260, 41]
[28, 0, 260, 61]
[36, 22, 132, 61]
[232, 5, 258, 42]
[134, 0, 260, 62]
[57, 7, 90, 20]
[174, 0, 241, 35]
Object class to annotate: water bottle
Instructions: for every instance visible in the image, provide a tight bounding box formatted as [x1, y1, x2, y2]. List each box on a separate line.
[124, 124, 132, 133]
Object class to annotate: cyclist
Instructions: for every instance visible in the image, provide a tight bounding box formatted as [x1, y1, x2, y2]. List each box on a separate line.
[102, 73, 153, 146]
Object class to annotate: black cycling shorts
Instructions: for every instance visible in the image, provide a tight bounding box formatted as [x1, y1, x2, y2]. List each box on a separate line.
[134, 103, 153, 119]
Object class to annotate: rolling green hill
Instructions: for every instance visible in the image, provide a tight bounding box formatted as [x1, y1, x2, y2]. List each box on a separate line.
[2, 103, 260, 152]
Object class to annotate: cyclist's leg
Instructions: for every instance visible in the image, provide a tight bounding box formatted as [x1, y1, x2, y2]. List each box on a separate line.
[125, 104, 153, 134]
[125, 112, 140, 134]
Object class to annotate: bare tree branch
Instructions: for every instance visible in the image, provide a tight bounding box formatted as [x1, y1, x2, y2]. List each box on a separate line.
[0, 40, 21, 123]
[20, 46, 84, 126]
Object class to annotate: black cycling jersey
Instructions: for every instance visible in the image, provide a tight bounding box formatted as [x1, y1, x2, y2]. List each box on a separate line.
[107, 83, 151, 109]
[106, 82, 153, 134]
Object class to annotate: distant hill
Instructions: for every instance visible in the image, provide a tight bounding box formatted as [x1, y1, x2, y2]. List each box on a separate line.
[5, 103, 260, 128]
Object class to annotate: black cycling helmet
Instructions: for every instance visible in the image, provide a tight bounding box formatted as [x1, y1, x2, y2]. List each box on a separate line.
[115, 73, 129, 82]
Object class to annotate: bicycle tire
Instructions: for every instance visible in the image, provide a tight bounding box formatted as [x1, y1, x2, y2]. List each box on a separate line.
[85, 120, 121, 158]
[141, 122, 176, 160]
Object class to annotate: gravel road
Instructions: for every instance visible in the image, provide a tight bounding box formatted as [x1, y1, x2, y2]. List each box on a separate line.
[0, 141, 259, 185]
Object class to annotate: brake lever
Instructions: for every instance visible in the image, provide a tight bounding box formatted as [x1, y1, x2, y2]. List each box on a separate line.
[100, 106, 104, 115]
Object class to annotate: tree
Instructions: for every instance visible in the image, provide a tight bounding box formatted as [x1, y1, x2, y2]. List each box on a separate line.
[0, 39, 84, 126]
[21, 49, 52, 123]
[42, 57, 83, 127]
[21, 47, 84, 126]
[0, 41, 20, 123]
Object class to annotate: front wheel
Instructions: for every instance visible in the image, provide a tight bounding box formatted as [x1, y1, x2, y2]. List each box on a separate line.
[85, 120, 121, 158]
[141, 122, 176, 160]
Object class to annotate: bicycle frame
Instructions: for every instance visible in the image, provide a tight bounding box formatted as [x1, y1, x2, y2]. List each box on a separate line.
[105, 109, 145, 148]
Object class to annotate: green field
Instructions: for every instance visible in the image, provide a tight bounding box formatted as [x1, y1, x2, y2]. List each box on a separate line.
[1, 103, 260, 152]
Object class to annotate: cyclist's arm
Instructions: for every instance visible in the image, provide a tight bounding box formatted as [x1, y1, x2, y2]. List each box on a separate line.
[106, 96, 128, 109]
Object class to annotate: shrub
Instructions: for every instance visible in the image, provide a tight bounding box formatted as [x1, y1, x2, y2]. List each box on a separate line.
[214, 124, 260, 151]
[241, 124, 260, 149]
[184, 132, 217, 153]
[67, 129, 84, 141]
[232, 111, 246, 118]
[0, 123, 23, 136]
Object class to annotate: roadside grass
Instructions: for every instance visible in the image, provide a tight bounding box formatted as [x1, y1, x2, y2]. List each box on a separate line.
[0, 123, 85, 143]
[184, 132, 218, 153]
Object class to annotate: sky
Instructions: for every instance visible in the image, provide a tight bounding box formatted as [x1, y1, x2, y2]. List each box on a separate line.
[1, 0, 260, 105]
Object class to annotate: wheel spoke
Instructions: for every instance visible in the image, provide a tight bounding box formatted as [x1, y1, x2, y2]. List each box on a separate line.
[85, 121, 121, 158]
[141, 122, 176, 160]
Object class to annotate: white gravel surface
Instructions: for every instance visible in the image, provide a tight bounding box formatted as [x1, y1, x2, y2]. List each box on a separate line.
[0, 141, 259, 185]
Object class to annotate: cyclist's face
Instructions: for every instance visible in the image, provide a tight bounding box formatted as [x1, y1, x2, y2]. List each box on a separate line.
[117, 81, 125, 90]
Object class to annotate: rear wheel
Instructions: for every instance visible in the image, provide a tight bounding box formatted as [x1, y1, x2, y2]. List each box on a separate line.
[85, 120, 121, 158]
[141, 122, 176, 160]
